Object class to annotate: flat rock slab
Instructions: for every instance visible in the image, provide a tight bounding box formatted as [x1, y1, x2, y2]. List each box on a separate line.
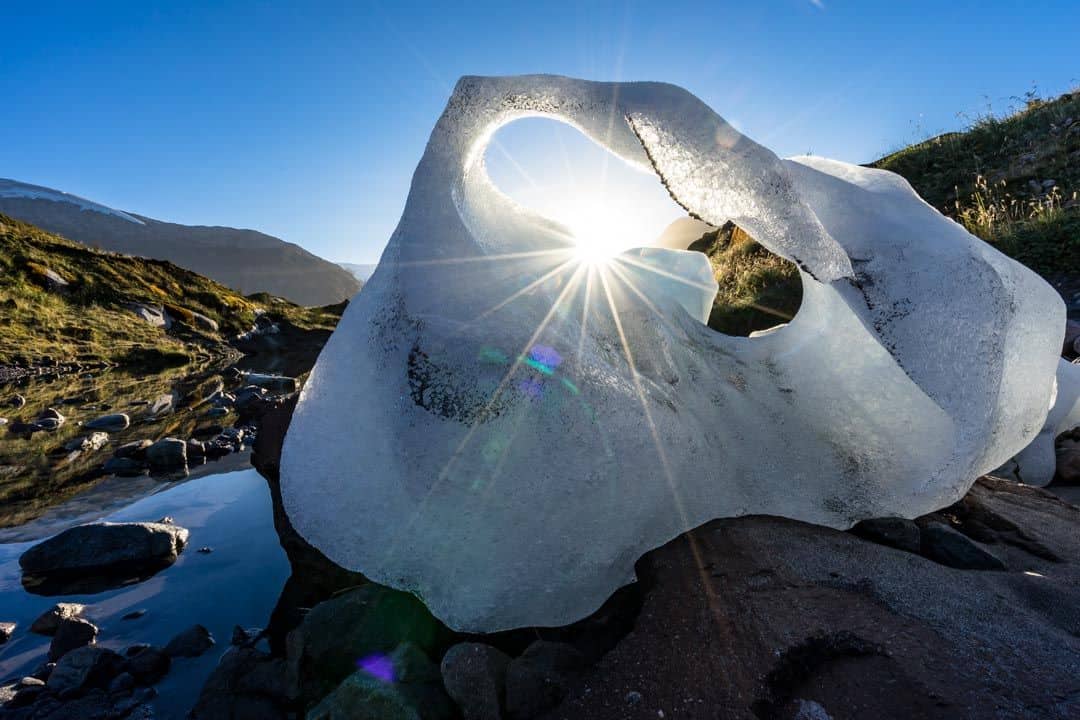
[541, 478, 1080, 720]
[19, 521, 189, 577]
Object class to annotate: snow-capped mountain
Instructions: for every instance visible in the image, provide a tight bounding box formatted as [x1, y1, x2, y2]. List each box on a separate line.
[0, 178, 360, 307]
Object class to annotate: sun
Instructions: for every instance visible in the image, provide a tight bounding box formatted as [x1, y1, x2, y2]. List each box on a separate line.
[561, 200, 637, 266]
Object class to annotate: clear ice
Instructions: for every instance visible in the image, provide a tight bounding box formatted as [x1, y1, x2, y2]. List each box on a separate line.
[281, 75, 1065, 632]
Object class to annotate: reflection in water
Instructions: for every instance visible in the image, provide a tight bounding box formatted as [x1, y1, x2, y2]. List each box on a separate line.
[0, 467, 289, 720]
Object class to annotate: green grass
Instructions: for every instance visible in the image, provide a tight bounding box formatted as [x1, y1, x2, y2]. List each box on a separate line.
[0, 214, 346, 368]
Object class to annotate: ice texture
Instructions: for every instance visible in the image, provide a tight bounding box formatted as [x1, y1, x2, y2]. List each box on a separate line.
[1004, 359, 1080, 485]
[280, 75, 1065, 632]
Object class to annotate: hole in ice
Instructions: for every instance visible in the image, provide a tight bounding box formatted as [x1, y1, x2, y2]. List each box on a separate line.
[485, 117, 802, 337]
[484, 117, 689, 263]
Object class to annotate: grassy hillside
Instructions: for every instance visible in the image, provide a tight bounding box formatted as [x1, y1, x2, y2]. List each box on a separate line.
[872, 89, 1080, 277]
[0, 213, 343, 369]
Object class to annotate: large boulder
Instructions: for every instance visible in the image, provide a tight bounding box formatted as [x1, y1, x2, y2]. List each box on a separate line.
[82, 413, 130, 432]
[441, 643, 511, 720]
[189, 647, 290, 720]
[124, 644, 171, 685]
[46, 646, 125, 696]
[306, 643, 453, 720]
[19, 521, 189, 577]
[146, 437, 188, 469]
[30, 603, 86, 635]
[164, 624, 215, 657]
[48, 617, 99, 661]
[285, 584, 452, 703]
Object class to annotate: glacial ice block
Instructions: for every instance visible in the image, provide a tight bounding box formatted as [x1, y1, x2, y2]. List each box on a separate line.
[280, 75, 1064, 632]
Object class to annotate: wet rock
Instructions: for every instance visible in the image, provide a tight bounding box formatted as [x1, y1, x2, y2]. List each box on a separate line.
[48, 617, 99, 661]
[20, 521, 189, 577]
[919, 522, 1005, 570]
[103, 456, 147, 477]
[30, 603, 86, 635]
[285, 583, 452, 702]
[189, 646, 289, 720]
[46, 646, 125, 695]
[30, 663, 55, 682]
[0, 621, 15, 644]
[233, 385, 269, 411]
[441, 643, 511, 720]
[193, 424, 224, 440]
[123, 645, 171, 685]
[164, 624, 215, 657]
[850, 517, 921, 553]
[187, 439, 208, 459]
[307, 643, 452, 720]
[242, 373, 298, 394]
[83, 413, 130, 432]
[504, 641, 584, 720]
[8, 681, 46, 709]
[146, 437, 187, 469]
[113, 439, 152, 459]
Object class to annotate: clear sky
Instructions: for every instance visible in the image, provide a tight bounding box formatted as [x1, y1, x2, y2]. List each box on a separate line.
[2, 1, 1077, 264]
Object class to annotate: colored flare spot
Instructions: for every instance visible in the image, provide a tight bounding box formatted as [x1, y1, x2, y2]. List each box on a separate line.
[357, 654, 395, 683]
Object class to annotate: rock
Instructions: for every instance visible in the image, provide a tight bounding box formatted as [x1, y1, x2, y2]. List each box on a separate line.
[121, 609, 147, 621]
[63, 433, 109, 453]
[8, 682, 46, 709]
[191, 312, 220, 333]
[124, 645, 171, 685]
[850, 517, 921, 553]
[30, 603, 86, 635]
[108, 671, 136, 694]
[145, 437, 187, 469]
[31, 663, 56, 682]
[46, 646, 125, 696]
[1065, 320, 1080, 358]
[441, 643, 511, 720]
[0, 621, 15, 644]
[34, 417, 63, 432]
[919, 522, 1005, 570]
[187, 439, 207, 459]
[126, 302, 169, 328]
[242, 373, 298, 394]
[233, 385, 269, 410]
[149, 393, 175, 416]
[7, 420, 42, 436]
[113, 439, 152, 459]
[103, 456, 147, 477]
[1056, 438, 1080, 484]
[164, 624, 215, 657]
[231, 625, 262, 646]
[205, 406, 229, 419]
[83, 413, 130, 432]
[307, 643, 452, 720]
[48, 617, 99, 661]
[18, 677, 45, 688]
[6, 393, 26, 409]
[38, 407, 65, 423]
[20, 521, 189, 576]
[285, 583, 451, 702]
[504, 641, 584, 719]
[189, 646, 289, 720]
[794, 698, 834, 720]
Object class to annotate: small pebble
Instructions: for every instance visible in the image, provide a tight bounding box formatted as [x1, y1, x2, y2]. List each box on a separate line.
[122, 609, 147, 621]
[626, 690, 643, 705]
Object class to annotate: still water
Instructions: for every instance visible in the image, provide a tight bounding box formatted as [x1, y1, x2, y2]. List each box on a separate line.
[0, 465, 289, 718]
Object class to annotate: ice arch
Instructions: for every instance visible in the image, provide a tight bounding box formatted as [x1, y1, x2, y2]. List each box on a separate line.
[281, 75, 1064, 632]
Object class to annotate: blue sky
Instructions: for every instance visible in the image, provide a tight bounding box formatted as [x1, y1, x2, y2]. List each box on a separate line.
[2, 1, 1077, 264]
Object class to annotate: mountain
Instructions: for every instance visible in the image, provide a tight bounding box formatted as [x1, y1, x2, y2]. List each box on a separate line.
[0, 213, 343, 370]
[338, 262, 377, 284]
[0, 179, 361, 307]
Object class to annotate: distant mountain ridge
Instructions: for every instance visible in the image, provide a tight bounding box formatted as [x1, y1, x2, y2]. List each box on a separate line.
[338, 262, 377, 284]
[0, 179, 361, 306]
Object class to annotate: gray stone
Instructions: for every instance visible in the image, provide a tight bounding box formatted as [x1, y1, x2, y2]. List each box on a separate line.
[441, 643, 511, 720]
[49, 617, 99, 661]
[149, 393, 175, 416]
[103, 456, 147, 476]
[0, 621, 15, 644]
[850, 517, 921, 553]
[35, 417, 63, 432]
[46, 646, 125, 695]
[146, 437, 187, 469]
[187, 439, 207, 459]
[63, 433, 109, 453]
[124, 645, 171, 684]
[30, 603, 86, 635]
[191, 312, 220, 333]
[920, 522, 1005, 570]
[189, 646, 289, 720]
[504, 642, 584, 720]
[20, 521, 189, 576]
[126, 302, 169, 328]
[164, 624, 215, 657]
[307, 643, 452, 720]
[113, 439, 152, 459]
[38, 407, 65, 423]
[83, 413, 131, 432]
[285, 583, 450, 702]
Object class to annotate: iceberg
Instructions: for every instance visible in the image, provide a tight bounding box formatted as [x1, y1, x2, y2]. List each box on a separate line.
[281, 75, 1064, 632]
